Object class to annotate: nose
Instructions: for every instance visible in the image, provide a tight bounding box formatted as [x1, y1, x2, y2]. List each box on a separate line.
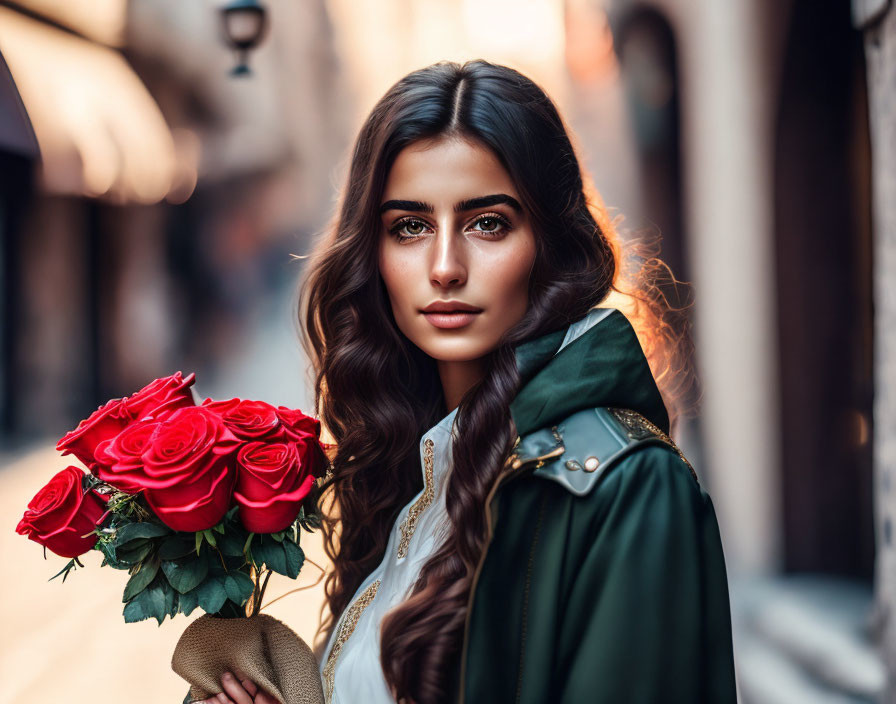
[429, 229, 467, 288]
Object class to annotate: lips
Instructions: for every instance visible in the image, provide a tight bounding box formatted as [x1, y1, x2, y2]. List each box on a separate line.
[421, 309, 482, 330]
[423, 308, 482, 315]
[420, 301, 483, 314]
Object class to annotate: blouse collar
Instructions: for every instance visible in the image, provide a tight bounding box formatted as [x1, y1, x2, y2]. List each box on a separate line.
[420, 404, 459, 448]
[418, 405, 459, 487]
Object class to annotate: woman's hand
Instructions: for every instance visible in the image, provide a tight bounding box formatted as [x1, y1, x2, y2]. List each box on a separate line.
[192, 671, 280, 704]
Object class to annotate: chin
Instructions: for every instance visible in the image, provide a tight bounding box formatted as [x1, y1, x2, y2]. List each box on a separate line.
[417, 338, 494, 363]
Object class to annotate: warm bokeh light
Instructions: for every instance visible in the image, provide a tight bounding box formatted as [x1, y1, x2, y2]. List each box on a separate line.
[325, 0, 568, 128]
[565, 0, 617, 84]
[460, 0, 563, 63]
[14, 0, 127, 47]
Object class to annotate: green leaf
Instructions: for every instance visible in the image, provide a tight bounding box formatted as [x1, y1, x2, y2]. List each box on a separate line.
[282, 540, 305, 580]
[115, 521, 170, 543]
[195, 576, 227, 614]
[48, 558, 77, 582]
[202, 528, 217, 547]
[195, 531, 203, 555]
[161, 555, 209, 594]
[166, 587, 178, 618]
[158, 535, 195, 561]
[213, 523, 226, 535]
[177, 588, 199, 617]
[252, 540, 288, 576]
[243, 532, 255, 554]
[123, 578, 168, 625]
[223, 571, 254, 605]
[122, 556, 160, 601]
[116, 541, 153, 565]
[215, 532, 246, 558]
[117, 537, 150, 552]
[271, 531, 284, 543]
[96, 540, 118, 566]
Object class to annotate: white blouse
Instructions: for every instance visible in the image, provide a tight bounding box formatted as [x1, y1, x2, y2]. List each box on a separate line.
[318, 307, 614, 704]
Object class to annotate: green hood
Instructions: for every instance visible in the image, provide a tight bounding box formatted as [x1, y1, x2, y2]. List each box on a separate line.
[509, 308, 670, 437]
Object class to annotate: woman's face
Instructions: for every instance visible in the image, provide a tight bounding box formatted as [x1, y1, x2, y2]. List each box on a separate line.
[378, 136, 537, 364]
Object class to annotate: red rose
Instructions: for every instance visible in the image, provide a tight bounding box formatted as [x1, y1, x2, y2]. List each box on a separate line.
[201, 397, 281, 440]
[275, 406, 321, 444]
[125, 371, 196, 421]
[277, 408, 328, 479]
[15, 466, 109, 558]
[56, 372, 196, 473]
[56, 397, 131, 472]
[138, 406, 241, 532]
[234, 441, 317, 533]
[93, 418, 161, 493]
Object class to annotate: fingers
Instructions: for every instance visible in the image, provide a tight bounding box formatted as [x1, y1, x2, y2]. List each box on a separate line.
[237, 675, 280, 704]
[191, 693, 237, 704]
[192, 692, 232, 704]
[219, 671, 254, 704]
[190, 671, 278, 704]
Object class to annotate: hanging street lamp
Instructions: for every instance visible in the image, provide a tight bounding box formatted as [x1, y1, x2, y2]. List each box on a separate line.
[219, 0, 269, 77]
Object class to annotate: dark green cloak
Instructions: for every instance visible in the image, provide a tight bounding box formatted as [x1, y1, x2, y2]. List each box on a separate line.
[450, 308, 738, 703]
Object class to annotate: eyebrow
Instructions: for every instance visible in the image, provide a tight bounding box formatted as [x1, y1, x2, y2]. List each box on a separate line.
[379, 193, 523, 216]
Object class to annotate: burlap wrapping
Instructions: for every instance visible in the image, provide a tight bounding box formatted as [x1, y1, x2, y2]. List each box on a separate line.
[171, 613, 324, 703]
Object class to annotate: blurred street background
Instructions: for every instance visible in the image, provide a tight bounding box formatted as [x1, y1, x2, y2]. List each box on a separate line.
[1, 0, 894, 702]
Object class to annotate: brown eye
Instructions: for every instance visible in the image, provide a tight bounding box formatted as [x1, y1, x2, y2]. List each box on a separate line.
[468, 212, 513, 237]
[389, 217, 431, 241]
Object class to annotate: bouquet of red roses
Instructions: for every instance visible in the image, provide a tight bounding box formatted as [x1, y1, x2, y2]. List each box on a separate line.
[15, 371, 328, 704]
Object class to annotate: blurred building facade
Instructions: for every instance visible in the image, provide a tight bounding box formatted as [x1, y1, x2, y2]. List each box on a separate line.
[861, 0, 896, 700]
[603, 0, 890, 701]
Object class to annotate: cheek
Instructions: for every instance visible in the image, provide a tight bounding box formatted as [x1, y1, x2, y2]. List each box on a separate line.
[483, 239, 536, 310]
[378, 242, 413, 308]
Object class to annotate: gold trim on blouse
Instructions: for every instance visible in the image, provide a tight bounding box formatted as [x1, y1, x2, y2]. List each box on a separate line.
[396, 437, 435, 558]
[321, 578, 381, 704]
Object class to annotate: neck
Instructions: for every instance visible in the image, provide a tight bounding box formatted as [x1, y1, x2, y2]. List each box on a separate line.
[437, 357, 487, 412]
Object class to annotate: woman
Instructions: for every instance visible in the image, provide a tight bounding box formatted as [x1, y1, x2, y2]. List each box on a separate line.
[200, 59, 737, 704]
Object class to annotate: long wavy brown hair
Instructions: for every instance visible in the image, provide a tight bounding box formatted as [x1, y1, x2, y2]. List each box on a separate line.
[297, 59, 697, 703]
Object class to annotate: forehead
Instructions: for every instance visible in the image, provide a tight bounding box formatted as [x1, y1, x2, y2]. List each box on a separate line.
[382, 136, 518, 202]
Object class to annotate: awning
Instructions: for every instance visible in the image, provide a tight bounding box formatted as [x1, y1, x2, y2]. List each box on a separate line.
[0, 6, 195, 204]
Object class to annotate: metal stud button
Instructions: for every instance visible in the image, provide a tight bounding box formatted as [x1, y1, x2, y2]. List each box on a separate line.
[583, 456, 600, 472]
[565, 459, 582, 471]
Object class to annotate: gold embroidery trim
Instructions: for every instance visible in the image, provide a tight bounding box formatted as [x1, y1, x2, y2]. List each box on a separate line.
[322, 578, 381, 704]
[607, 407, 699, 483]
[396, 437, 435, 558]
